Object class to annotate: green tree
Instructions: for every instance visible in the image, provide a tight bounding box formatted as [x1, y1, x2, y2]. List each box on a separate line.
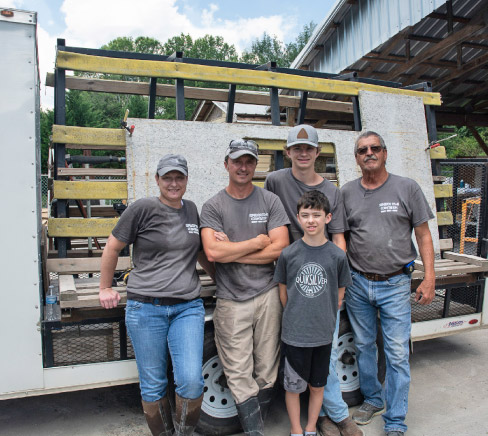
[285, 22, 317, 65]
[240, 22, 316, 67]
[441, 127, 488, 158]
[40, 109, 54, 174]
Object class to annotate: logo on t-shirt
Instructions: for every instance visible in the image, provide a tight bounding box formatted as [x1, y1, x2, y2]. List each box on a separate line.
[185, 224, 199, 235]
[379, 202, 399, 213]
[249, 212, 268, 224]
[295, 262, 327, 298]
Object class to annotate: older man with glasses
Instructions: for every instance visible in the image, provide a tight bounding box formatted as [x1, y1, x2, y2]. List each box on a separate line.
[200, 139, 290, 436]
[341, 131, 435, 436]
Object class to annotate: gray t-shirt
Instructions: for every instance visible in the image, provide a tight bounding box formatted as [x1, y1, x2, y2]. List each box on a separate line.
[274, 239, 351, 347]
[200, 187, 290, 301]
[264, 168, 348, 243]
[341, 173, 434, 274]
[112, 197, 202, 299]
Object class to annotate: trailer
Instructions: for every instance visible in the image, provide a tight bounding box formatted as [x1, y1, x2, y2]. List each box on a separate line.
[1, 6, 488, 435]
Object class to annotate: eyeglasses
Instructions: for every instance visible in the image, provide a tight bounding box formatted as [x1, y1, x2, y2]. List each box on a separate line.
[357, 145, 383, 155]
[228, 139, 259, 152]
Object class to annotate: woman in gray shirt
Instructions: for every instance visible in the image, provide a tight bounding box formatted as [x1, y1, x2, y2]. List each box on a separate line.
[99, 154, 214, 436]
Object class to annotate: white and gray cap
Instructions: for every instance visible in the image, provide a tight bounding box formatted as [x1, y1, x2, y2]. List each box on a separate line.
[287, 124, 319, 148]
[157, 154, 188, 176]
[225, 139, 259, 160]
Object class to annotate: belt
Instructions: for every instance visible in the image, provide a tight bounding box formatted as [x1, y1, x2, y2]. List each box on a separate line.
[127, 292, 189, 306]
[356, 268, 404, 282]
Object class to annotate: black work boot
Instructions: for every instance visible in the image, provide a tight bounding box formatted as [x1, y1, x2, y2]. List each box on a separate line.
[236, 396, 265, 436]
[174, 393, 204, 436]
[141, 397, 174, 436]
[257, 387, 274, 422]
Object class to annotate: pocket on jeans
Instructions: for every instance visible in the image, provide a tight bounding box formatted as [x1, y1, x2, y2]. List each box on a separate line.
[125, 299, 143, 311]
[386, 273, 410, 287]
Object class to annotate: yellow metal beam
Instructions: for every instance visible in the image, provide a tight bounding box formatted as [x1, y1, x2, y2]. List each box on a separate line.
[430, 145, 447, 159]
[56, 51, 442, 106]
[433, 184, 453, 198]
[250, 138, 335, 154]
[48, 218, 119, 237]
[53, 181, 128, 200]
[52, 125, 126, 147]
[437, 211, 454, 226]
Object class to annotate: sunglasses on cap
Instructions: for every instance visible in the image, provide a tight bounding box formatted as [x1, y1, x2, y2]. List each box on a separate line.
[228, 139, 259, 152]
[357, 145, 384, 155]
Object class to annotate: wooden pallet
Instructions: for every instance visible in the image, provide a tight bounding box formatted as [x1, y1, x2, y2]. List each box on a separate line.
[412, 251, 488, 280]
[57, 274, 216, 310]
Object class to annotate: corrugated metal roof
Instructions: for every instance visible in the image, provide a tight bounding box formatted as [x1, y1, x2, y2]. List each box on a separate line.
[291, 0, 488, 128]
[292, 0, 447, 73]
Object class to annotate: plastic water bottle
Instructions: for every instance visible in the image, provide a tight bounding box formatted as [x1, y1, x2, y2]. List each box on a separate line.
[45, 285, 57, 321]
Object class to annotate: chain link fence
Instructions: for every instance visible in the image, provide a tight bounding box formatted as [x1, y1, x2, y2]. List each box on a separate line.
[439, 160, 488, 257]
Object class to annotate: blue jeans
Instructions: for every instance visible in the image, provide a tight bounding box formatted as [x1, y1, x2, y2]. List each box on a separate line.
[320, 310, 349, 422]
[345, 270, 411, 433]
[125, 298, 205, 402]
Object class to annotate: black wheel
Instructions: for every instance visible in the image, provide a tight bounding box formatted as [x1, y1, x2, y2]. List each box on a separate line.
[196, 325, 242, 436]
[337, 309, 386, 407]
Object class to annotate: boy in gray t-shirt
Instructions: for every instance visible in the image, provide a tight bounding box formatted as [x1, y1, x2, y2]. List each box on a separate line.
[274, 190, 351, 436]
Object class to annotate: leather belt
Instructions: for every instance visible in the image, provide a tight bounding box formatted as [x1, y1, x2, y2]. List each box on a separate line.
[356, 268, 404, 282]
[127, 292, 189, 306]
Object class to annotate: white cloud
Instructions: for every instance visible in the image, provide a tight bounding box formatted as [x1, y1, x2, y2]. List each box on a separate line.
[37, 25, 57, 110]
[27, 0, 298, 108]
[59, 0, 293, 52]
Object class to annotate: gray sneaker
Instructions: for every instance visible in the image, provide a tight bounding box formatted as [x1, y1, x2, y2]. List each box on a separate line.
[386, 432, 404, 436]
[352, 402, 385, 425]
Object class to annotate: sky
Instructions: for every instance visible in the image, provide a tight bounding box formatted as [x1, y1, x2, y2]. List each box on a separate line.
[4, 0, 337, 109]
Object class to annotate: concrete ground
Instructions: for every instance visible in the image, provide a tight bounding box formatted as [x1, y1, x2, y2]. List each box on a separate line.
[1, 329, 487, 436]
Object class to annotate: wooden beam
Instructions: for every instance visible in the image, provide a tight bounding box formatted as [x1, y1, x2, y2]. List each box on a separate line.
[46, 73, 354, 114]
[430, 146, 447, 159]
[443, 251, 488, 268]
[53, 180, 128, 200]
[427, 12, 470, 24]
[437, 211, 454, 226]
[249, 138, 335, 154]
[362, 54, 457, 70]
[58, 274, 76, 292]
[55, 51, 442, 105]
[48, 218, 119, 237]
[434, 184, 453, 198]
[68, 206, 118, 218]
[434, 51, 488, 87]
[467, 126, 488, 155]
[52, 125, 126, 147]
[439, 238, 454, 251]
[47, 256, 130, 273]
[359, 27, 412, 77]
[58, 168, 126, 177]
[382, 15, 486, 81]
[436, 112, 488, 127]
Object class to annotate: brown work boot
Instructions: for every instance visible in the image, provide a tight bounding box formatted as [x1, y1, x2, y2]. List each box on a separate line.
[317, 416, 340, 436]
[174, 393, 204, 436]
[141, 397, 174, 436]
[336, 417, 364, 436]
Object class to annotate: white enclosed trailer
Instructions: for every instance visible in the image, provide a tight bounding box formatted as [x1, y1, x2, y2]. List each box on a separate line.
[0, 7, 138, 400]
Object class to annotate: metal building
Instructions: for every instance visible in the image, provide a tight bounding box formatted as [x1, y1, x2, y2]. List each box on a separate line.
[291, 0, 488, 142]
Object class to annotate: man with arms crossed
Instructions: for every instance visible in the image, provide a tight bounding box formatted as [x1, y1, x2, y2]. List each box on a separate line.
[200, 139, 290, 436]
[342, 131, 435, 436]
[265, 124, 362, 436]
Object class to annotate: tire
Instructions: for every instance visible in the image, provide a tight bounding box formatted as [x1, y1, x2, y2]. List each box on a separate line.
[337, 309, 386, 407]
[196, 325, 242, 436]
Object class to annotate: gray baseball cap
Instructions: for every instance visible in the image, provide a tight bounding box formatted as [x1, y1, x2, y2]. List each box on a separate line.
[157, 154, 188, 176]
[225, 139, 259, 160]
[287, 124, 319, 148]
